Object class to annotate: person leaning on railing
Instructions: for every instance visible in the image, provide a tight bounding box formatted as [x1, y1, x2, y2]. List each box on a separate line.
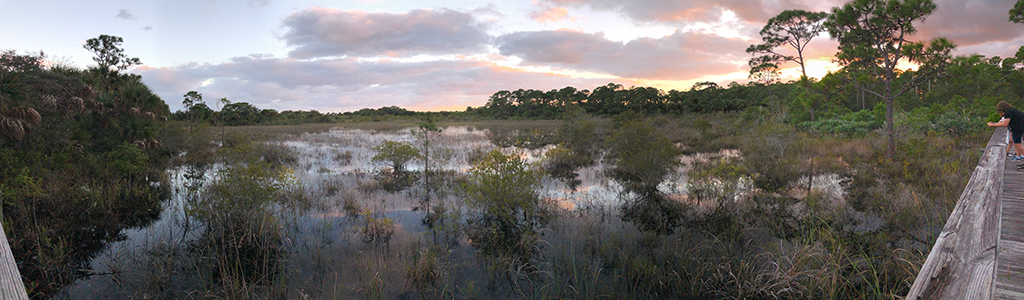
[999, 115, 1015, 157]
[988, 101, 1024, 166]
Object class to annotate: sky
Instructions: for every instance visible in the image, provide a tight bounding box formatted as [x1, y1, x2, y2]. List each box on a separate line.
[2, 0, 1023, 113]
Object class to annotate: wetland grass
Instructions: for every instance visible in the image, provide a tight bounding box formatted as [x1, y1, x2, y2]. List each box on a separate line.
[53, 116, 983, 299]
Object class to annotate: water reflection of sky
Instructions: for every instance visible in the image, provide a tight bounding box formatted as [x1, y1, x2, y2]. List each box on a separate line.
[58, 125, 849, 299]
[284, 126, 657, 210]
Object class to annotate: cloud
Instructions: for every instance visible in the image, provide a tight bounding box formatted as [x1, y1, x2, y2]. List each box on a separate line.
[280, 7, 492, 59]
[136, 56, 619, 112]
[915, 0, 1024, 55]
[497, 29, 750, 80]
[530, 7, 572, 23]
[472, 3, 506, 22]
[116, 9, 136, 20]
[540, 0, 828, 24]
[779, 0, 1024, 60]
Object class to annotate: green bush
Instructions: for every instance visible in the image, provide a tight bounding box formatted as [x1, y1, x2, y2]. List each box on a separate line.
[799, 109, 880, 137]
[106, 143, 149, 176]
[605, 118, 682, 194]
[372, 139, 421, 173]
[463, 150, 545, 261]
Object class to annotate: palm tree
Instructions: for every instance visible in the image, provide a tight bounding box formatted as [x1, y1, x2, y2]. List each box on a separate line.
[0, 71, 41, 142]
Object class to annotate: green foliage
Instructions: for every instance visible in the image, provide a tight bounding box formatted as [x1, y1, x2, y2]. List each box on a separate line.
[747, 10, 829, 78]
[476, 80, 780, 119]
[825, 0, 955, 158]
[359, 211, 396, 244]
[1011, 0, 1024, 23]
[192, 151, 295, 219]
[605, 118, 682, 194]
[799, 109, 880, 137]
[0, 167, 46, 202]
[605, 117, 686, 233]
[743, 122, 803, 192]
[83, 34, 141, 73]
[106, 143, 149, 176]
[221, 101, 263, 126]
[543, 107, 601, 189]
[542, 145, 590, 190]
[372, 140, 421, 173]
[556, 106, 600, 161]
[188, 143, 298, 290]
[181, 90, 205, 124]
[620, 192, 687, 234]
[464, 150, 545, 260]
[372, 139, 421, 192]
[688, 158, 748, 207]
[901, 99, 990, 136]
[0, 47, 173, 298]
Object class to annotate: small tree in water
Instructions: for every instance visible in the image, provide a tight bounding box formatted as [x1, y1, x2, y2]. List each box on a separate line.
[605, 112, 684, 234]
[371, 140, 420, 192]
[543, 105, 600, 190]
[372, 140, 420, 173]
[463, 150, 547, 271]
[414, 118, 443, 223]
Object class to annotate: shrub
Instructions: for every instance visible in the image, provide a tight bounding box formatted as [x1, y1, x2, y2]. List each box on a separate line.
[463, 150, 545, 261]
[605, 118, 682, 195]
[371, 140, 420, 173]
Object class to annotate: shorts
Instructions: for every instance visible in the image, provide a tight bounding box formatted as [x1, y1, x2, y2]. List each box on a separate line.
[1014, 131, 1022, 144]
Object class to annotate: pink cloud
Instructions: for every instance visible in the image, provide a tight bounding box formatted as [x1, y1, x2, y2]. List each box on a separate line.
[280, 7, 492, 58]
[915, 0, 1023, 51]
[530, 7, 571, 23]
[540, 0, 825, 23]
[498, 29, 750, 80]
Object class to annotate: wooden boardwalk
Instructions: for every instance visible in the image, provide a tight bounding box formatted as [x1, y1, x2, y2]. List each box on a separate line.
[0, 222, 28, 299]
[997, 144, 1024, 299]
[907, 129, 1024, 299]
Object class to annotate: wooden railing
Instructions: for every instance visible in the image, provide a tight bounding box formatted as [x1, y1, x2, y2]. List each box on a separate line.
[906, 129, 1005, 299]
[0, 222, 28, 299]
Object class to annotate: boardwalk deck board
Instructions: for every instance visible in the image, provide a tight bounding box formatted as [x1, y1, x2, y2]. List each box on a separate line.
[997, 153, 1024, 300]
[908, 129, 1024, 299]
[0, 223, 28, 299]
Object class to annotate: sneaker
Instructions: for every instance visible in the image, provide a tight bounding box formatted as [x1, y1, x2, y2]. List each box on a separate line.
[1012, 156, 1024, 161]
[1010, 152, 1017, 157]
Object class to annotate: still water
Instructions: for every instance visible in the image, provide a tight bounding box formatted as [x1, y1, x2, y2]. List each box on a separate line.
[55, 126, 653, 299]
[55, 125, 847, 299]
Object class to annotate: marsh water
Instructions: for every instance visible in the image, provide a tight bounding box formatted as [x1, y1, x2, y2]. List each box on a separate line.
[53, 125, 848, 299]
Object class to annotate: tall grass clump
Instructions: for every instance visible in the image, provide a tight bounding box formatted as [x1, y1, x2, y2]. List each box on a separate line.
[185, 141, 301, 298]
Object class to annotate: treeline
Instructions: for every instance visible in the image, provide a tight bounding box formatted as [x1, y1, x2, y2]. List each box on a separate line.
[473, 53, 1024, 137]
[475, 82, 780, 119]
[173, 95, 439, 125]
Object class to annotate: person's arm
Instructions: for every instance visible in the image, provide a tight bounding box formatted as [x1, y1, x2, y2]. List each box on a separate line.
[989, 118, 1010, 127]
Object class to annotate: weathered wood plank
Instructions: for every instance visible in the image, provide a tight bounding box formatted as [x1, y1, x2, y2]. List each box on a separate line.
[906, 129, 1005, 300]
[995, 240, 1024, 300]
[996, 156, 1024, 300]
[0, 223, 28, 300]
